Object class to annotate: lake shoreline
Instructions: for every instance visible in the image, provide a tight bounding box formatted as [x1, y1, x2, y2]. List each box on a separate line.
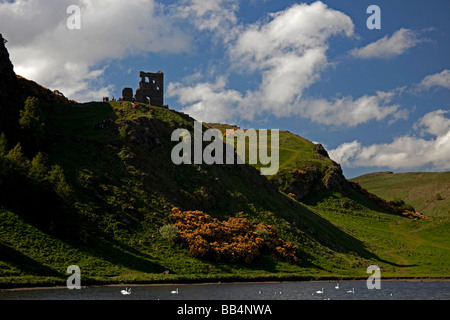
[2, 277, 449, 292]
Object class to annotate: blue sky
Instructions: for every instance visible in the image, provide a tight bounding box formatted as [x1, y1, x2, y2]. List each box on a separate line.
[1, 0, 449, 178]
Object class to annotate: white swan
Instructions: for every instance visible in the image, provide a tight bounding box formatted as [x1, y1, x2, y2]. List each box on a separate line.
[335, 283, 339, 289]
[346, 287, 355, 294]
[316, 288, 324, 294]
[121, 287, 131, 295]
[171, 288, 179, 294]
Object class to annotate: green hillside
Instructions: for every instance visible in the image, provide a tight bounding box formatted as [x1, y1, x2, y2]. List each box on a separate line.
[0, 98, 375, 288]
[210, 125, 450, 280]
[0, 91, 449, 288]
[347, 171, 450, 278]
[208, 123, 335, 175]
[351, 171, 450, 218]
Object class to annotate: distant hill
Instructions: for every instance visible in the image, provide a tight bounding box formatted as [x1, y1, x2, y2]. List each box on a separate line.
[351, 171, 450, 219]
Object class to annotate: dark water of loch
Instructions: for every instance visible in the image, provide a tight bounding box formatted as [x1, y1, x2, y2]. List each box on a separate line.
[1, 280, 449, 300]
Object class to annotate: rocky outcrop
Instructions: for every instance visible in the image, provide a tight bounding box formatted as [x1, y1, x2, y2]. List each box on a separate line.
[322, 164, 348, 193]
[314, 143, 330, 158]
[273, 144, 349, 201]
[117, 115, 169, 151]
[0, 34, 19, 135]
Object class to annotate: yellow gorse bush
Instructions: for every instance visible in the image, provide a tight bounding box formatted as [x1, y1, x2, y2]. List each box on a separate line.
[170, 208, 301, 265]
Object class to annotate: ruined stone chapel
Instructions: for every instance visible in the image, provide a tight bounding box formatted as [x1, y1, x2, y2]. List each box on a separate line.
[122, 71, 164, 107]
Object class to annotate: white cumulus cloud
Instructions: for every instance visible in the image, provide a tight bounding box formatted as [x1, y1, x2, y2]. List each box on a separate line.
[229, 1, 353, 111]
[169, 1, 358, 123]
[297, 89, 408, 127]
[170, 0, 242, 43]
[167, 76, 244, 123]
[417, 69, 450, 90]
[351, 28, 421, 59]
[329, 110, 450, 170]
[0, 0, 190, 101]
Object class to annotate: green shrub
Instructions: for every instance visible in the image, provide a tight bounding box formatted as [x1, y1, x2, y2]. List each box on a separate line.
[5, 143, 29, 172]
[389, 198, 415, 212]
[403, 204, 416, 212]
[118, 126, 128, 140]
[48, 165, 71, 198]
[0, 133, 7, 156]
[256, 228, 270, 241]
[390, 198, 405, 207]
[29, 152, 48, 182]
[159, 223, 178, 243]
[77, 169, 95, 188]
[19, 97, 45, 153]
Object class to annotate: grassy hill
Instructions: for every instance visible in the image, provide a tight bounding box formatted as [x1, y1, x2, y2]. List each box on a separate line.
[0, 83, 449, 288]
[209, 125, 450, 280]
[0, 98, 373, 288]
[350, 171, 450, 219]
[208, 123, 335, 175]
[347, 171, 450, 278]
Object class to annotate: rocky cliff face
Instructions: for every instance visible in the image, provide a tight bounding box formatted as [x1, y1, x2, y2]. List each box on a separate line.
[282, 164, 348, 201]
[272, 143, 349, 201]
[0, 34, 19, 136]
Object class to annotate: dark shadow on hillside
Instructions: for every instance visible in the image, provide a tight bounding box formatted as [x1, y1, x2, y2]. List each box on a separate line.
[1, 200, 169, 277]
[0, 242, 62, 277]
[43, 102, 119, 142]
[253, 251, 323, 271]
[0, 172, 83, 242]
[40, 103, 173, 275]
[75, 235, 170, 275]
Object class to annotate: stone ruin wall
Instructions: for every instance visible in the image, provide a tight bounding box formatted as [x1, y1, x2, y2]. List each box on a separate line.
[122, 71, 164, 107]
